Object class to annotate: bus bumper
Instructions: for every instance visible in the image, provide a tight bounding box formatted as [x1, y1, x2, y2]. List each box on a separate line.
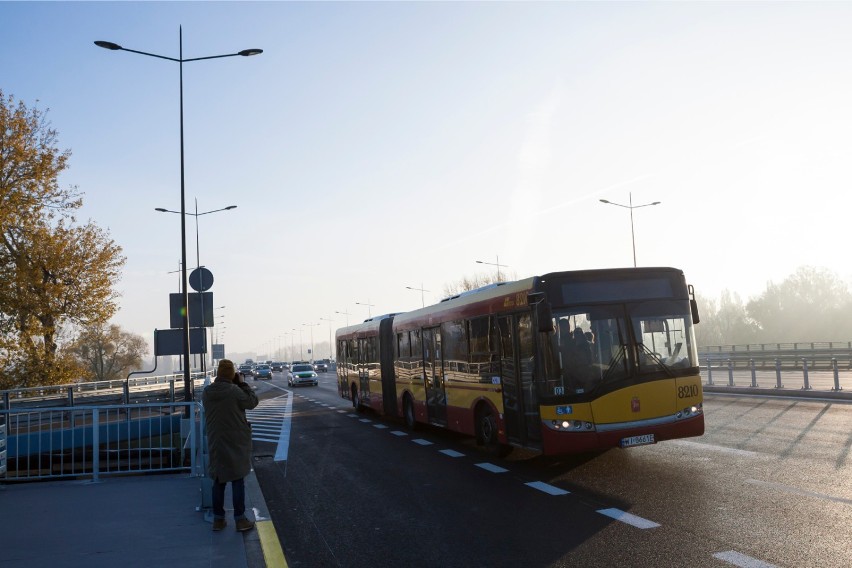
[540, 414, 705, 455]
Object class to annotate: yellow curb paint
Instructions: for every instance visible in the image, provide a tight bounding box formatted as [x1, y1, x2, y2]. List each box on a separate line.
[257, 520, 288, 568]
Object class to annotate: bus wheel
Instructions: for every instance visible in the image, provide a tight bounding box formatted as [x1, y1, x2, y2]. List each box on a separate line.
[403, 395, 417, 430]
[477, 406, 511, 457]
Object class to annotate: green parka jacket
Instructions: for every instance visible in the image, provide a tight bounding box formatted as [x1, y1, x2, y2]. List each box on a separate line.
[202, 378, 259, 482]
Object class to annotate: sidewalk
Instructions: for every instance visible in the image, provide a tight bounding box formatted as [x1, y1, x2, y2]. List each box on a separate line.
[0, 469, 283, 568]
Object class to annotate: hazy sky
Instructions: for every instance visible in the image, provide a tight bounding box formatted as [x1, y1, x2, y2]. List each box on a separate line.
[3, 1, 852, 358]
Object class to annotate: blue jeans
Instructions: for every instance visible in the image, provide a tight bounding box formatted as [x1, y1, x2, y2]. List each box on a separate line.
[212, 477, 246, 520]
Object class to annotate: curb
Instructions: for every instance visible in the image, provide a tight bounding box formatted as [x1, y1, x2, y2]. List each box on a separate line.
[245, 469, 288, 567]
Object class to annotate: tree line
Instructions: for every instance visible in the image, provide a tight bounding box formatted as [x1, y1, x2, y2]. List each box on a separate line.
[0, 91, 144, 389]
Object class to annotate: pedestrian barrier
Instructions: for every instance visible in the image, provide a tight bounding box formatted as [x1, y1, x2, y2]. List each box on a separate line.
[0, 402, 203, 482]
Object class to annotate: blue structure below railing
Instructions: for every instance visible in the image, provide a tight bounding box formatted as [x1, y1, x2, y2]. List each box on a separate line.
[1, 402, 204, 482]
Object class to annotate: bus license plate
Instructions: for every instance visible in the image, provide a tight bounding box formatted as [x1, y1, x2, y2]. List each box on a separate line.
[620, 434, 656, 448]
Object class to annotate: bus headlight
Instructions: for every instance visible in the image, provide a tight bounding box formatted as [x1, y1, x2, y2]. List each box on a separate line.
[546, 420, 595, 432]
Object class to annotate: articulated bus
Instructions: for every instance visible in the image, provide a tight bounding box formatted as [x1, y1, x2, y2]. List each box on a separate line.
[336, 267, 704, 455]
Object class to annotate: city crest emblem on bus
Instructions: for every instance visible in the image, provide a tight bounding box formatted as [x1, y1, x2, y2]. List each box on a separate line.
[631, 397, 640, 413]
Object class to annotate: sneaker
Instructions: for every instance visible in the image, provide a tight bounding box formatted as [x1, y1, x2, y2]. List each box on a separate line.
[212, 518, 227, 531]
[235, 518, 255, 532]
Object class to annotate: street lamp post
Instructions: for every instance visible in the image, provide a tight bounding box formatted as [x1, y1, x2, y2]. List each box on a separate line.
[319, 316, 335, 359]
[335, 310, 351, 327]
[96, 30, 261, 407]
[355, 301, 375, 318]
[155, 201, 236, 374]
[599, 192, 661, 267]
[476, 256, 508, 282]
[405, 284, 430, 308]
[303, 323, 320, 363]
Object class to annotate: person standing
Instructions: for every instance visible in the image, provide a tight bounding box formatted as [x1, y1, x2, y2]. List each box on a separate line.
[202, 359, 259, 532]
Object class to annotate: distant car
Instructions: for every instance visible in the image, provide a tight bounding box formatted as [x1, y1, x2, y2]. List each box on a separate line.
[271, 362, 284, 372]
[314, 361, 328, 373]
[238, 364, 254, 377]
[254, 364, 273, 380]
[288, 363, 318, 387]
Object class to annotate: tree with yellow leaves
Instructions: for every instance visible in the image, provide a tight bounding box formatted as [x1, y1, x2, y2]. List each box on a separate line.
[0, 90, 126, 389]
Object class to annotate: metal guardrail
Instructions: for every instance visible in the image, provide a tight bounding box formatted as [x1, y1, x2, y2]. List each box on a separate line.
[702, 360, 851, 401]
[0, 414, 6, 477]
[1, 401, 204, 482]
[1, 372, 212, 411]
[701, 341, 852, 352]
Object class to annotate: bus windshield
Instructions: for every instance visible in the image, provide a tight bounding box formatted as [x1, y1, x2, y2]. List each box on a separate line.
[541, 300, 697, 397]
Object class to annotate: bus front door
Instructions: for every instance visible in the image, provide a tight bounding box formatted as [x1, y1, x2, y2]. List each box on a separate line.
[422, 327, 447, 426]
[498, 314, 544, 447]
[497, 315, 524, 445]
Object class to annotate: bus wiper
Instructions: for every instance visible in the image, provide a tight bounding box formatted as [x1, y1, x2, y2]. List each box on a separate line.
[602, 345, 627, 382]
[638, 344, 676, 377]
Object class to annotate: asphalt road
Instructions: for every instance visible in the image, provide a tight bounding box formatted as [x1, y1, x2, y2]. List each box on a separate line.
[248, 371, 852, 568]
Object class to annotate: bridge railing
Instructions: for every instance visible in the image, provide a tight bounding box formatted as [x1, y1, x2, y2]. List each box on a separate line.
[1, 401, 204, 482]
[1, 372, 213, 411]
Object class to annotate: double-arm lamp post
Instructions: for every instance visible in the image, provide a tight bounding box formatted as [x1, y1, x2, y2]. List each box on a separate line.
[599, 192, 661, 267]
[95, 30, 261, 405]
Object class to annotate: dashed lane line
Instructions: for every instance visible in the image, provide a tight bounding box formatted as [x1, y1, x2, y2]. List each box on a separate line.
[526, 481, 569, 496]
[475, 462, 508, 473]
[413, 439, 434, 446]
[596, 508, 660, 529]
[439, 449, 465, 458]
[713, 551, 780, 568]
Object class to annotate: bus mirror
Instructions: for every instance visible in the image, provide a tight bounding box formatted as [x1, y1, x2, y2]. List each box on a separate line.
[529, 293, 553, 333]
[688, 284, 700, 324]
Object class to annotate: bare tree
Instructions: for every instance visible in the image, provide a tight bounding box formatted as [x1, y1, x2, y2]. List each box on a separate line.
[69, 324, 147, 382]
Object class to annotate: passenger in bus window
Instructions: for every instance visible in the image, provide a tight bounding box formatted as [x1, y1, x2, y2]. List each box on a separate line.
[557, 319, 574, 381]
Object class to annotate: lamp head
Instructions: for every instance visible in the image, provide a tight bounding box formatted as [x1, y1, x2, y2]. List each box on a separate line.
[154, 208, 168, 212]
[238, 49, 263, 57]
[95, 40, 122, 50]
[599, 199, 610, 204]
[225, 205, 238, 210]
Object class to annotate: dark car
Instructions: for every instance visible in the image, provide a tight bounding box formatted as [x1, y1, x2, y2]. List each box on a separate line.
[254, 364, 273, 380]
[238, 364, 254, 377]
[271, 362, 284, 372]
[313, 361, 328, 373]
[288, 364, 318, 387]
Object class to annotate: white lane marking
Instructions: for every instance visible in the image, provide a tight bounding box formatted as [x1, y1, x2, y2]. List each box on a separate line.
[337, 410, 347, 414]
[671, 440, 758, 457]
[390, 431, 408, 437]
[476, 463, 508, 473]
[256, 385, 294, 463]
[597, 508, 660, 529]
[745, 479, 852, 505]
[439, 449, 465, 458]
[412, 439, 434, 446]
[347, 414, 358, 418]
[274, 393, 293, 462]
[359, 418, 372, 423]
[373, 424, 389, 429]
[253, 436, 280, 443]
[526, 481, 569, 495]
[713, 551, 780, 568]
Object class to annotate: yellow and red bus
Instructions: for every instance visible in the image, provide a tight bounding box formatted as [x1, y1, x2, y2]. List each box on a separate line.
[336, 267, 703, 455]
